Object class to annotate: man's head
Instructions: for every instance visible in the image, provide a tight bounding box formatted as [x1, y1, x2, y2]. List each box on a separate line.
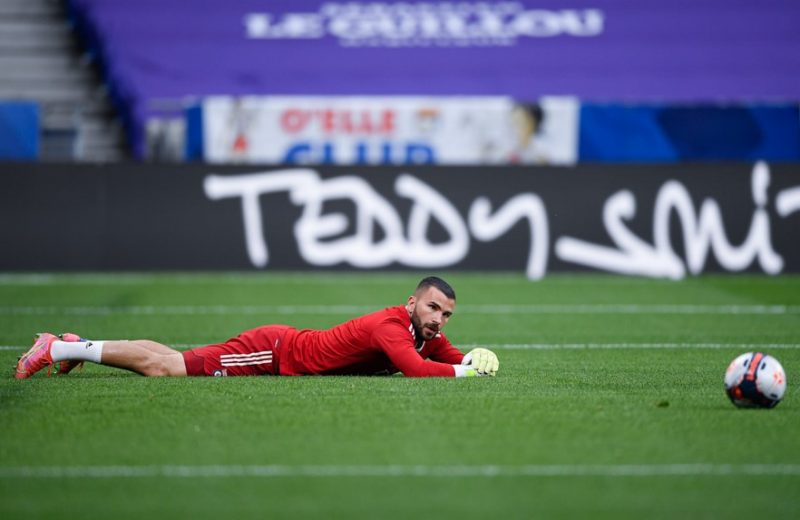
[406, 277, 456, 341]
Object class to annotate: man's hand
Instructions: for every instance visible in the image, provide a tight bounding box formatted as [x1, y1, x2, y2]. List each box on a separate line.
[462, 348, 499, 376]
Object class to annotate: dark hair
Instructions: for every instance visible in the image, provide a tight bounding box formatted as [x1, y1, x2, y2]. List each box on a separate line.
[416, 276, 456, 300]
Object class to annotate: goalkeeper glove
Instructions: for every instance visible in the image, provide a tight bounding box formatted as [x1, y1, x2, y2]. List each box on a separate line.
[462, 348, 499, 376]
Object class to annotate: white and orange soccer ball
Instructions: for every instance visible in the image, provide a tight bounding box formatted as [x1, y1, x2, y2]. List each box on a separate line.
[724, 352, 787, 408]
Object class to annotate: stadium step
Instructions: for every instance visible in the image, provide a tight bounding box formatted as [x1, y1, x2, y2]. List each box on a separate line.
[0, 18, 72, 38]
[0, 84, 100, 103]
[0, 21, 73, 50]
[0, 54, 82, 70]
[0, 0, 61, 19]
[1, 71, 96, 89]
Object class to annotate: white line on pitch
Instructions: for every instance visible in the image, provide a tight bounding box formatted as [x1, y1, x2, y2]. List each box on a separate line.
[1, 464, 798, 479]
[466, 343, 800, 350]
[0, 273, 794, 286]
[1, 304, 799, 316]
[0, 273, 480, 286]
[0, 344, 197, 351]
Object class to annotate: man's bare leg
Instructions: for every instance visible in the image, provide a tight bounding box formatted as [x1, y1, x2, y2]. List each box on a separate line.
[17, 334, 188, 379]
[51, 337, 187, 377]
[99, 341, 187, 376]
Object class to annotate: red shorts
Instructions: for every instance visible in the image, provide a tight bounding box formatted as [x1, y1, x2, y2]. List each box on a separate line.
[182, 325, 294, 377]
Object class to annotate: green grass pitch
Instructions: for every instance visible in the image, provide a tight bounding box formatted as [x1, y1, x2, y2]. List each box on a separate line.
[1, 273, 799, 519]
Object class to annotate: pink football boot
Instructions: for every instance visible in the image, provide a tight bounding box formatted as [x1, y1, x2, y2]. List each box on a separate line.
[15, 333, 58, 379]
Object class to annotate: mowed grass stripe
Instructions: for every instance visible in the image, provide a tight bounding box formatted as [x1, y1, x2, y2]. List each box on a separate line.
[3, 343, 800, 352]
[2, 464, 800, 479]
[2, 304, 799, 316]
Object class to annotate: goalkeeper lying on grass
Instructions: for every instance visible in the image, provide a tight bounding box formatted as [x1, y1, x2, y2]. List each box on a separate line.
[15, 276, 498, 379]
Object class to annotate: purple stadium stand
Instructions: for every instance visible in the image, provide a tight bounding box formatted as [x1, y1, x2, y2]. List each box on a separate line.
[66, 0, 800, 158]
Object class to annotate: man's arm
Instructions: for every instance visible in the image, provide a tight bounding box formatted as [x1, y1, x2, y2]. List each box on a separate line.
[427, 333, 465, 364]
[384, 342, 459, 377]
[372, 324, 464, 377]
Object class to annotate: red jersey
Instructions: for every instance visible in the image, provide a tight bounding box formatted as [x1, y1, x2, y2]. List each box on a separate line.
[280, 305, 464, 377]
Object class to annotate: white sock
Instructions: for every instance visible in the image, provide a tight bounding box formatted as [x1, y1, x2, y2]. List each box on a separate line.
[51, 340, 105, 364]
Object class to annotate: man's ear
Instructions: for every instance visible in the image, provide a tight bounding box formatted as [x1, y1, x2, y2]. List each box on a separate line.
[406, 295, 416, 314]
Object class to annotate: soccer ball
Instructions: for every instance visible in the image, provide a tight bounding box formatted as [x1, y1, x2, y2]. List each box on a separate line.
[724, 352, 786, 408]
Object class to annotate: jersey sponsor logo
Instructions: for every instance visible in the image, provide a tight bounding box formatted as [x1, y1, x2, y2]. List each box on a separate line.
[220, 350, 274, 367]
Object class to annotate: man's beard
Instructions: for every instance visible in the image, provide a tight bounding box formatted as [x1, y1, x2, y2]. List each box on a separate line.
[410, 308, 438, 341]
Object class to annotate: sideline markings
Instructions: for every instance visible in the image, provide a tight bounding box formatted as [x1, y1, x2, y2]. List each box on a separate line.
[0, 273, 667, 286]
[0, 273, 796, 287]
[1, 464, 799, 479]
[0, 273, 425, 286]
[465, 343, 800, 350]
[1, 304, 799, 316]
[3, 343, 800, 352]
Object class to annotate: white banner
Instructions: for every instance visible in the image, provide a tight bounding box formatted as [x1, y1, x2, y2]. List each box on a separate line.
[201, 96, 578, 165]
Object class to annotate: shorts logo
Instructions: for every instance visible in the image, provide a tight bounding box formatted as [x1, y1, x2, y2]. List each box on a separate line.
[212, 369, 228, 377]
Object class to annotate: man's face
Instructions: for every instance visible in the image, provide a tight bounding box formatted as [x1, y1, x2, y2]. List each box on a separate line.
[406, 286, 455, 341]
